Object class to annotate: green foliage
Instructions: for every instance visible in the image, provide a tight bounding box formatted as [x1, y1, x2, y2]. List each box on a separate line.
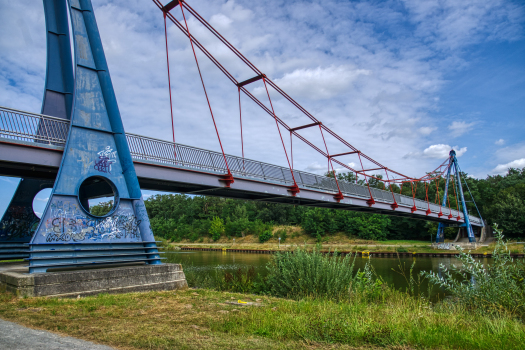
[144, 166, 525, 241]
[220, 267, 258, 293]
[210, 216, 225, 241]
[344, 214, 390, 240]
[263, 246, 357, 300]
[422, 225, 525, 319]
[89, 200, 113, 216]
[274, 228, 288, 242]
[258, 230, 272, 243]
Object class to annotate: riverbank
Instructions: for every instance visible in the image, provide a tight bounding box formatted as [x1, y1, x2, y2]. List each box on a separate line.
[0, 288, 523, 350]
[164, 230, 525, 256]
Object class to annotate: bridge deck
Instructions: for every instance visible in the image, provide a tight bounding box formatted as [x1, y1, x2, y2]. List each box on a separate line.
[0, 106, 482, 226]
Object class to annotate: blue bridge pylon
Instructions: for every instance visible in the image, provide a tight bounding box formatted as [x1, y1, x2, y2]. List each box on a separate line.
[21, 0, 162, 273]
[435, 150, 484, 243]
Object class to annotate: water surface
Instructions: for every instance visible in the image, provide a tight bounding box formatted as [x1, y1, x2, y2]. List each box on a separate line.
[166, 250, 480, 298]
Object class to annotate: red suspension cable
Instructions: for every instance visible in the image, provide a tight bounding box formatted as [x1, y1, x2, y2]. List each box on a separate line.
[262, 76, 299, 194]
[238, 87, 245, 170]
[163, 13, 176, 149]
[176, 0, 233, 184]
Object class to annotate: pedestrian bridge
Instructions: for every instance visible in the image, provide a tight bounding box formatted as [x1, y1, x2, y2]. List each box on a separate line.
[0, 105, 482, 227]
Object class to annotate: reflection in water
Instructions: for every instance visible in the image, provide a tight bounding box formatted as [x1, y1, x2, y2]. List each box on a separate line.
[166, 251, 479, 299]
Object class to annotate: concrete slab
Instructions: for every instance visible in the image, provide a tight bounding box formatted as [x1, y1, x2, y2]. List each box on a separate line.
[0, 263, 187, 298]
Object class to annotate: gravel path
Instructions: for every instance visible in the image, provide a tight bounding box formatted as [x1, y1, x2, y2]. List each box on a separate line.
[0, 319, 114, 350]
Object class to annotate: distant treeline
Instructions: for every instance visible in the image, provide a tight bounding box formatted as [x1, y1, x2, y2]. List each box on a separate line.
[138, 167, 525, 241]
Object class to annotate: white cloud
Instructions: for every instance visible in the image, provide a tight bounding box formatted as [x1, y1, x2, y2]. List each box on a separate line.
[495, 139, 505, 145]
[0, 0, 522, 188]
[402, 0, 524, 50]
[405, 144, 467, 159]
[253, 66, 370, 100]
[448, 121, 475, 137]
[492, 158, 525, 174]
[419, 126, 437, 135]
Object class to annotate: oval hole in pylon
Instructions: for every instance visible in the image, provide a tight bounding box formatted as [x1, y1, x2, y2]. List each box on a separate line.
[78, 176, 119, 217]
[32, 188, 52, 219]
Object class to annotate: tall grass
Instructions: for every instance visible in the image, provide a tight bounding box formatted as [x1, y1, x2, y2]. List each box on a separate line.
[263, 246, 358, 300]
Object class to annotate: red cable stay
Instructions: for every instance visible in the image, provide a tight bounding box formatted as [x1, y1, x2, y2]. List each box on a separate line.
[162, 12, 176, 157]
[155, 0, 458, 201]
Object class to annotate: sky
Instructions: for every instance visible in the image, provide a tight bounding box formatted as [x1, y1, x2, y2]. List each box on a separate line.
[0, 0, 524, 217]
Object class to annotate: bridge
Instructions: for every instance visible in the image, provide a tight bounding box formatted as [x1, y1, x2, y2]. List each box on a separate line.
[0, 0, 482, 272]
[0, 105, 481, 225]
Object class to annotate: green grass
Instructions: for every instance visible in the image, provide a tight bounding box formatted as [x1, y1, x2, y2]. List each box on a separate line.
[0, 288, 523, 349]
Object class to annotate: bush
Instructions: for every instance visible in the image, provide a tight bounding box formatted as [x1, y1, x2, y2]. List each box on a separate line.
[344, 214, 390, 241]
[264, 246, 357, 300]
[274, 228, 288, 242]
[422, 224, 525, 319]
[259, 230, 272, 243]
[210, 216, 225, 241]
[225, 218, 250, 237]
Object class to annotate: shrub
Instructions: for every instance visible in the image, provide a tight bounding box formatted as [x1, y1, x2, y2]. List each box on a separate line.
[274, 228, 288, 243]
[264, 246, 357, 300]
[210, 216, 225, 241]
[345, 214, 390, 241]
[225, 218, 250, 237]
[259, 230, 272, 243]
[422, 224, 525, 319]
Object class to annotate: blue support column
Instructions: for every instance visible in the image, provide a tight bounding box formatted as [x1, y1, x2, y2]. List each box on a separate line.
[28, 0, 161, 273]
[0, 0, 74, 260]
[452, 153, 476, 242]
[435, 150, 477, 243]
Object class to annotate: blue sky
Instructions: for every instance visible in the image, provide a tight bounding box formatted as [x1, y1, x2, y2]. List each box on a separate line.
[0, 0, 524, 216]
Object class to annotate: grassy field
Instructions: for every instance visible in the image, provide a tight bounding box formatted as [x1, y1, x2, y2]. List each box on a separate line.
[0, 287, 524, 350]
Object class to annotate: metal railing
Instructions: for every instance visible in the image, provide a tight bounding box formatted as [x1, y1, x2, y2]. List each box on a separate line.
[0, 106, 69, 146]
[0, 106, 481, 225]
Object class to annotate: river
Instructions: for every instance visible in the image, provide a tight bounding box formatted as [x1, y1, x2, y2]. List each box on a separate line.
[165, 250, 480, 299]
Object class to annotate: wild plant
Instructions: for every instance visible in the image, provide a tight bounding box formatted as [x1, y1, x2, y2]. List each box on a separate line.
[351, 260, 387, 301]
[421, 224, 525, 319]
[264, 245, 356, 300]
[219, 266, 257, 293]
[392, 258, 429, 297]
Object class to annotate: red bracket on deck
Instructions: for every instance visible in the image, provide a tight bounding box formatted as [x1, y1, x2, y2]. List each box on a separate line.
[448, 213, 453, 219]
[438, 211, 443, 217]
[391, 202, 399, 210]
[333, 191, 344, 202]
[288, 183, 300, 196]
[457, 215, 462, 221]
[162, 0, 182, 13]
[411, 205, 417, 213]
[366, 198, 375, 206]
[236, 74, 266, 88]
[219, 172, 235, 187]
[425, 209, 431, 215]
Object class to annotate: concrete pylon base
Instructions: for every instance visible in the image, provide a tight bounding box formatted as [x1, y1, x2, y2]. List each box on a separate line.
[0, 263, 187, 298]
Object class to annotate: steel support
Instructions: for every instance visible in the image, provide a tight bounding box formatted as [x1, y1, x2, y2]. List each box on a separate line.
[436, 150, 479, 243]
[0, 0, 74, 260]
[27, 0, 161, 273]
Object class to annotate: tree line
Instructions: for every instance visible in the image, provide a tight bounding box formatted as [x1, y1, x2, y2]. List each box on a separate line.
[107, 167, 524, 242]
